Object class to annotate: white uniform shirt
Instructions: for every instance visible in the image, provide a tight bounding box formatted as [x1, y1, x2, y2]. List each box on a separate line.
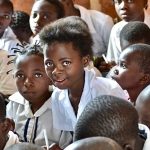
[4, 131, 19, 150]
[52, 69, 127, 131]
[106, 21, 128, 63]
[0, 27, 22, 54]
[75, 5, 114, 57]
[7, 92, 72, 149]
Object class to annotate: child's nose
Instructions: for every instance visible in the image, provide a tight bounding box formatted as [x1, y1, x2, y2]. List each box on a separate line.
[52, 65, 63, 75]
[24, 78, 33, 87]
[33, 13, 40, 23]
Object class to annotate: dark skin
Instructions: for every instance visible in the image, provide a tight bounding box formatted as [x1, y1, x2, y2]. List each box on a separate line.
[44, 42, 89, 116]
[14, 55, 52, 113]
[58, 0, 80, 17]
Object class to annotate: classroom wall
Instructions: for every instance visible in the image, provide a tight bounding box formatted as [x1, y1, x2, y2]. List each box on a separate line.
[11, 0, 150, 24]
[11, 0, 34, 14]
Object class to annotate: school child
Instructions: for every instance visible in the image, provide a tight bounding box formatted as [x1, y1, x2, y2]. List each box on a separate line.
[0, 0, 22, 54]
[64, 137, 123, 150]
[106, 21, 150, 79]
[10, 11, 32, 44]
[29, 0, 64, 43]
[120, 21, 150, 50]
[106, 0, 148, 64]
[6, 45, 72, 149]
[74, 95, 150, 150]
[58, 0, 114, 57]
[109, 43, 150, 103]
[136, 85, 150, 129]
[39, 16, 126, 132]
[0, 92, 19, 150]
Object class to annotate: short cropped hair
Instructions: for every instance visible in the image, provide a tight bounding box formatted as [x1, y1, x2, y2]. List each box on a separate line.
[65, 137, 123, 150]
[10, 11, 32, 35]
[122, 43, 150, 74]
[39, 16, 93, 57]
[74, 95, 139, 147]
[120, 21, 150, 49]
[35, 0, 64, 18]
[0, 0, 13, 13]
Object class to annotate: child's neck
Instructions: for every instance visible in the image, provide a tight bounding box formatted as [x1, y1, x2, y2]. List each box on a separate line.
[30, 92, 52, 114]
[127, 88, 144, 104]
[68, 85, 84, 116]
[131, 11, 145, 22]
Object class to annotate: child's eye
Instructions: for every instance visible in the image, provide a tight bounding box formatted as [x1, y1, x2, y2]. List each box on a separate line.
[43, 15, 49, 20]
[31, 12, 38, 19]
[15, 73, 24, 79]
[34, 73, 43, 78]
[0, 13, 11, 20]
[4, 14, 11, 19]
[45, 61, 54, 68]
[120, 62, 127, 69]
[62, 61, 71, 66]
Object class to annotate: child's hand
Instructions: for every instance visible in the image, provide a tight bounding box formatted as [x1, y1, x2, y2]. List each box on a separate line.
[49, 143, 62, 150]
[43, 143, 62, 150]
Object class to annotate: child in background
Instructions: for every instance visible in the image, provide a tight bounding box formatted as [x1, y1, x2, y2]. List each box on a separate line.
[0, 93, 19, 150]
[109, 44, 150, 103]
[39, 16, 126, 132]
[74, 95, 150, 150]
[64, 137, 123, 150]
[6, 45, 72, 149]
[136, 85, 150, 129]
[0, 0, 22, 54]
[106, 0, 148, 64]
[107, 20, 150, 79]
[58, 0, 114, 57]
[120, 21, 150, 50]
[10, 11, 32, 44]
[29, 0, 64, 43]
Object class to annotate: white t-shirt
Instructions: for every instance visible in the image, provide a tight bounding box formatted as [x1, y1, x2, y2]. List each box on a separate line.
[0, 27, 22, 54]
[52, 69, 127, 131]
[106, 21, 128, 63]
[7, 92, 72, 149]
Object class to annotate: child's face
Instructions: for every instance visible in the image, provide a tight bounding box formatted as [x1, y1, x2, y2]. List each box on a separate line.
[114, 0, 146, 21]
[0, 4, 12, 35]
[136, 96, 150, 129]
[109, 50, 144, 90]
[14, 55, 51, 104]
[44, 42, 87, 90]
[30, 0, 59, 36]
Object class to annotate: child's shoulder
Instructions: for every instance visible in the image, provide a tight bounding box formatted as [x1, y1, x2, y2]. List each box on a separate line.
[9, 92, 25, 105]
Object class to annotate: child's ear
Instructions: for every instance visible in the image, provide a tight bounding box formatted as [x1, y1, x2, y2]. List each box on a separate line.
[124, 144, 134, 150]
[139, 74, 150, 85]
[82, 55, 90, 67]
[1, 118, 12, 134]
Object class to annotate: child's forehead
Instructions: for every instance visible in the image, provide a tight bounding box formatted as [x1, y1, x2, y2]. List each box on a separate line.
[0, 4, 12, 13]
[16, 54, 43, 65]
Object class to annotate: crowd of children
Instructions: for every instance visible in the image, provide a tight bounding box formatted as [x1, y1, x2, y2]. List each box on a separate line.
[0, 0, 149, 150]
